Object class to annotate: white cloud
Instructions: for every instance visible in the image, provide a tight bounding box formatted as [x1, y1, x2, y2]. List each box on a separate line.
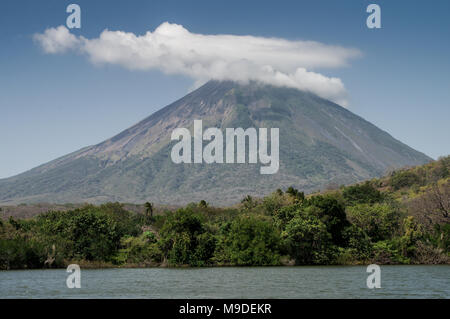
[34, 22, 361, 106]
[33, 25, 80, 54]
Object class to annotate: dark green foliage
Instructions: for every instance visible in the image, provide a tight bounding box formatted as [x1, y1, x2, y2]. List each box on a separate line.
[99, 202, 141, 237]
[25, 204, 142, 264]
[390, 170, 422, 190]
[346, 203, 402, 242]
[0, 237, 46, 270]
[372, 240, 410, 264]
[1, 158, 449, 270]
[343, 181, 384, 205]
[307, 194, 349, 246]
[198, 200, 208, 208]
[159, 208, 216, 266]
[342, 225, 373, 261]
[144, 202, 154, 223]
[214, 215, 281, 266]
[282, 213, 333, 265]
[286, 187, 305, 201]
[262, 192, 285, 216]
[273, 205, 301, 229]
[8, 217, 22, 230]
[241, 195, 256, 210]
[37, 208, 120, 261]
[114, 234, 161, 265]
[192, 232, 217, 266]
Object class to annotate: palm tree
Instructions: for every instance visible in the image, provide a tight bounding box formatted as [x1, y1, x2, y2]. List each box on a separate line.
[198, 200, 208, 208]
[241, 195, 255, 210]
[144, 202, 154, 222]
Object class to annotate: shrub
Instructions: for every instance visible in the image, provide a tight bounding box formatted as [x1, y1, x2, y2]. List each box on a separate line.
[343, 181, 384, 205]
[307, 194, 349, 246]
[282, 214, 333, 265]
[0, 237, 47, 270]
[159, 208, 215, 266]
[346, 203, 402, 242]
[214, 215, 281, 266]
[342, 225, 373, 261]
[262, 193, 285, 216]
[36, 207, 122, 261]
[372, 240, 410, 264]
[390, 170, 421, 190]
[115, 234, 161, 265]
[272, 204, 301, 229]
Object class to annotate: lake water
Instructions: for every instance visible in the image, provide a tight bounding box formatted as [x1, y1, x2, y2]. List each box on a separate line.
[0, 266, 449, 298]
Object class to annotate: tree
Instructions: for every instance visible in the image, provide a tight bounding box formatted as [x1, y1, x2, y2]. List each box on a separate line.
[342, 225, 373, 260]
[215, 215, 281, 266]
[286, 187, 305, 202]
[428, 182, 449, 218]
[307, 194, 349, 246]
[346, 203, 402, 242]
[390, 170, 421, 190]
[198, 200, 208, 208]
[144, 202, 154, 222]
[241, 195, 256, 210]
[158, 209, 215, 266]
[398, 216, 423, 258]
[273, 205, 301, 229]
[282, 214, 332, 265]
[35, 206, 131, 262]
[406, 179, 449, 227]
[343, 181, 384, 205]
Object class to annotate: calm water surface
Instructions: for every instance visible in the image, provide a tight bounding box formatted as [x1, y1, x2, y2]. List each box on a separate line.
[0, 266, 449, 298]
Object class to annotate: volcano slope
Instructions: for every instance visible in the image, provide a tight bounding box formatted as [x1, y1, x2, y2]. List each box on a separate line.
[0, 81, 431, 205]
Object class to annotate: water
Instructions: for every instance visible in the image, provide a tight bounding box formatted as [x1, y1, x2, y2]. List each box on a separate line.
[0, 266, 449, 298]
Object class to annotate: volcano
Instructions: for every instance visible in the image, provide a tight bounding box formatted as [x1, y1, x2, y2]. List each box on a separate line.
[0, 81, 431, 205]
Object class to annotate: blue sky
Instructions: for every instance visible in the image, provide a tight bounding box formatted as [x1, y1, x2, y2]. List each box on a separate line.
[1, 0, 449, 178]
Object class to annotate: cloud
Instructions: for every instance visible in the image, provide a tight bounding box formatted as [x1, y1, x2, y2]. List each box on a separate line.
[34, 22, 361, 106]
[33, 25, 80, 54]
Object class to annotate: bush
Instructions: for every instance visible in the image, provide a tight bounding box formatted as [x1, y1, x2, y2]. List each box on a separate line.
[36, 207, 123, 261]
[343, 181, 384, 205]
[390, 170, 421, 190]
[282, 214, 333, 265]
[98, 202, 141, 237]
[372, 240, 410, 264]
[214, 215, 281, 266]
[342, 225, 373, 261]
[262, 192, 285, 215]
[307, 194, 349, 246]
[272, 204, 301, 229]
[114, 234, 161, 265]
[346, 203, 402, 242]
[285, 187, 305, 202]
[191, 232, 217, 266]
[413, 241, 450, 264]
[159, 208, 216, 266]
[0, 237, 47, 270]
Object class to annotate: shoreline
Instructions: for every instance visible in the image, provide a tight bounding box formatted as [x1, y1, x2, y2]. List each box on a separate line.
[2, 262, 449, 271]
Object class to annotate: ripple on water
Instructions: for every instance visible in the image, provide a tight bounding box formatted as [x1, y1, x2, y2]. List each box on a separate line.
[0, 265, 449, 299]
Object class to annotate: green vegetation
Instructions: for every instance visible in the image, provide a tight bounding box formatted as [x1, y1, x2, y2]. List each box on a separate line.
[0, 157, 448, 270]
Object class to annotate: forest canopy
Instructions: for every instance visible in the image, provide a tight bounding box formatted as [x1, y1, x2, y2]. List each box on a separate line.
[0, 156, 449, 269]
